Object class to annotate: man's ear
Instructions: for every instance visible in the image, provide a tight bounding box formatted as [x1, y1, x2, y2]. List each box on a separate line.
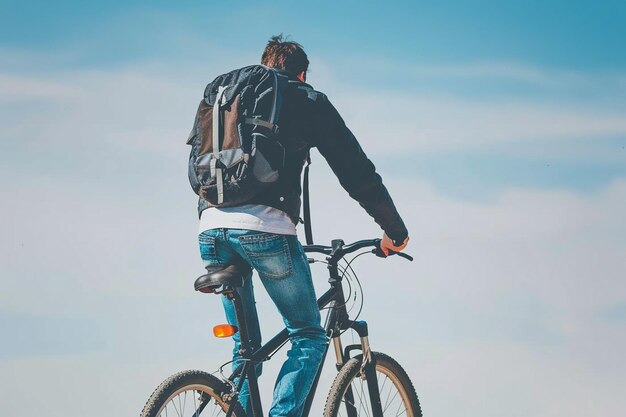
[297, 71, 306, 82]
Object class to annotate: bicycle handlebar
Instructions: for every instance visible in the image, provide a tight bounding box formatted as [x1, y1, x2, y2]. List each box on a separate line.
[304, 239, 413, 262]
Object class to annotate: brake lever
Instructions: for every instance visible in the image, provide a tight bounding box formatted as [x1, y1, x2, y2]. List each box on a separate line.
[392, 251, 414, 262]
[371, 247, 414, 262]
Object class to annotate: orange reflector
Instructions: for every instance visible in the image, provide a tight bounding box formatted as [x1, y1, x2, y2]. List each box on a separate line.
[213, 324, 238, 338]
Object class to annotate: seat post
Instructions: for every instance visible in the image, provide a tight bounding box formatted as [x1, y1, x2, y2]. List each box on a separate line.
[228, 285, 265, 417]
[228, 286, 254, 357]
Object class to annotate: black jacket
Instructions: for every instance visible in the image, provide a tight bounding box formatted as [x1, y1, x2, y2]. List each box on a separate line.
[195, 69, 408, 244]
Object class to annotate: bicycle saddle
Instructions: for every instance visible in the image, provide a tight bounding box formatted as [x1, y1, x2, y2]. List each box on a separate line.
[194, 264, 251, 293]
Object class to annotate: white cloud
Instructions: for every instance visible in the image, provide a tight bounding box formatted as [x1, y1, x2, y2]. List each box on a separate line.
[328, 91, 626, 153]
[330, 55, 626, 93]
[412, 62, 556, 83]
[0, 73, 83, 101]
[2, 58, 626, 160]
[408, 62, 626, 93]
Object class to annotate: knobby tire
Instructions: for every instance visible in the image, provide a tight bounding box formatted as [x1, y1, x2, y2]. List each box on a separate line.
[140, 370, 245, 417]
[324, 352, 422, 417]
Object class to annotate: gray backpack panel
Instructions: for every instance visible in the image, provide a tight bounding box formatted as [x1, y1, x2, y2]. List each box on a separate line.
[187, 65, 289, 206]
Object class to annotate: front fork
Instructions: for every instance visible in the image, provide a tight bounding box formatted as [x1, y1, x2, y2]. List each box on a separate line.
[333, 321, 384, 417]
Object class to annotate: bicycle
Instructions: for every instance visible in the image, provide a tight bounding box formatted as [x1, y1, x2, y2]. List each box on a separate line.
[141, 238, 422, 417]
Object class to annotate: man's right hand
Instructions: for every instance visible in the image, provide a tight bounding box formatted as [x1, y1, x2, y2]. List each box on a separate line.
[380, 233, 409, 256]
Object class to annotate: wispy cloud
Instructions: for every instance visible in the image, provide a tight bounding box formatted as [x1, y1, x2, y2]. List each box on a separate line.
[338, 92, 626, 152]
[2, 62, 626, 160]
[408, 62, 626, 90]
[412, 62, 555, 83]
[0, 73, 82, 101]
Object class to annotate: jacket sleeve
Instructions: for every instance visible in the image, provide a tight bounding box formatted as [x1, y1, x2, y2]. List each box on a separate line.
[309, 94, 408, 244]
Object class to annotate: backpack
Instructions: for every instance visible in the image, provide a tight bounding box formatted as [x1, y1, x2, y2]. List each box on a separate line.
[187, 65, 290, 206]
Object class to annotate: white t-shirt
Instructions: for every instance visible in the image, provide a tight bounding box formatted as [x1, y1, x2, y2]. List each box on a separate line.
[198, 205, 297, 236]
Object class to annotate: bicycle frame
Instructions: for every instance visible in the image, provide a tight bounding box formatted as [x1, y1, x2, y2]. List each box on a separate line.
[219, 239, 385, 417]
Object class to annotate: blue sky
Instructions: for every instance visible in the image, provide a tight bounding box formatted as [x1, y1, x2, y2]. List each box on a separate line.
[2, 0, 626, 70]
[2, 0, 625, 199]
[1, 2, 625, 416]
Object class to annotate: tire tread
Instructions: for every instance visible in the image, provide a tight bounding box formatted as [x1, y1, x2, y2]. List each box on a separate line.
[140, 369, 244, 417]
[323, 352, 422, 417]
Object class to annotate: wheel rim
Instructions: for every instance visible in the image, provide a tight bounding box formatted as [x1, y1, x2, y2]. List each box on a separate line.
[155, 384, 229, 417]
[338, 364, 414, 417]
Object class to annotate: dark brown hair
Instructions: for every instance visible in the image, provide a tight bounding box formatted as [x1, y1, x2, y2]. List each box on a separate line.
[261, 34, 309, 75]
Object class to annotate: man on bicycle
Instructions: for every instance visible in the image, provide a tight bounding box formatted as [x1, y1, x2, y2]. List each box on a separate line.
[195, 35, 409, 417]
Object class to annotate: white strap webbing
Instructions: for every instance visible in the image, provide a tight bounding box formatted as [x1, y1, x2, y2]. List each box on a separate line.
[245, 117, 277, 132]
[212, 86, 227, 204]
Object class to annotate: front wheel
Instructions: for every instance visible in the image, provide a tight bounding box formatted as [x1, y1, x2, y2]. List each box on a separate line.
[324, 352, 422, 417]
[141, 370, 245, 417]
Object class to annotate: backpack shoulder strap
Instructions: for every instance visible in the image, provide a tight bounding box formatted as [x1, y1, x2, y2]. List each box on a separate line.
[211, 86, 227, 204]
[302, 150, 314, 245]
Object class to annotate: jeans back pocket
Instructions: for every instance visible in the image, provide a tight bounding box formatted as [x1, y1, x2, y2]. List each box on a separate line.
[199, 233, 219, 264]
[238, 233, 292, 279]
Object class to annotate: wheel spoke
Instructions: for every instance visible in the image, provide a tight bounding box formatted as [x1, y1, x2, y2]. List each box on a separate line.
[211, 400, 220, 417]
[357, 378, 371, 417]
[165, 390, 222, 417]
[171, 394, 181, 417]
[381, 388, 400, 414]
[379, 374, 389, 398]
[395, 401, 407, 417]
[382, 374, 394, 412]
[340, 395, 357, 417]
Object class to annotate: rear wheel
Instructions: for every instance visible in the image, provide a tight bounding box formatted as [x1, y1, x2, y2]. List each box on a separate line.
[141, 370, 245, 417]
[324, 352, 422, 417]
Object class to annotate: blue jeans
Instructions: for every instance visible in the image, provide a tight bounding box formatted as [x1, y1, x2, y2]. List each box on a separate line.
[199, 228, 327, 417]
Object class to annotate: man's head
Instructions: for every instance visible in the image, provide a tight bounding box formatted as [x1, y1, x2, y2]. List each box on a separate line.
[261, 35, 309, 82]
